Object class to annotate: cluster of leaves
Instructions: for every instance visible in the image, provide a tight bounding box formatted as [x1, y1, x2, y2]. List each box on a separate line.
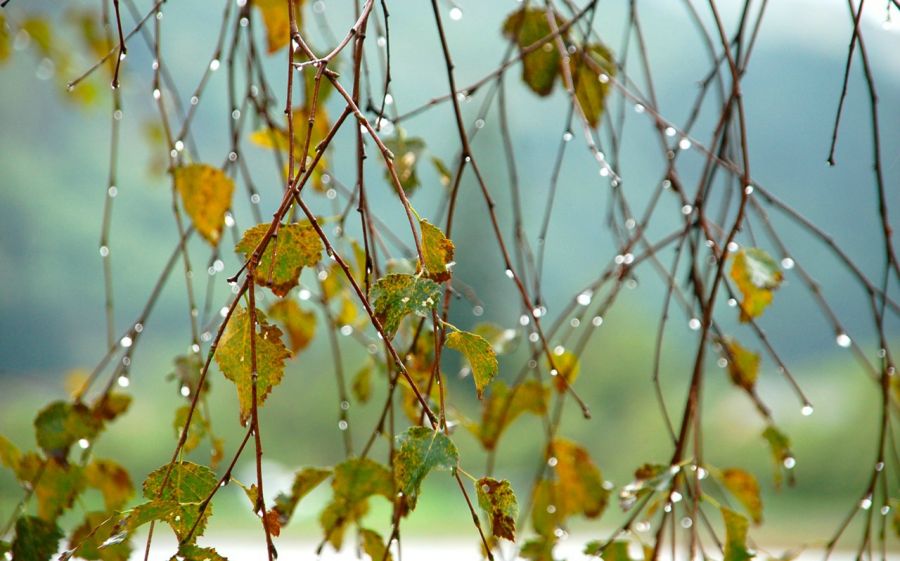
[1, 0, 897, 560]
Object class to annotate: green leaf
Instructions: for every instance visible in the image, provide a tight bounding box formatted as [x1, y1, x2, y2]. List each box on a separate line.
[384, 131, 426, 195]
[584, 540, 633, 560]
[34, 401, 101, 460]
[762, 426, 794, 489]
[215, 306, 292, 425]
[235, 221, 324, 297]
[394, 427, 459, 511]
[721, 338, 759, 392]
[268, 298, 317, 353]
[0, 434, 21, 472]
[431, 156, 452, 187]
[475, 477, 518, 541]
[273, 466, 331, 525]
[320, 459, 392, 549]
[173, 164, 235, 246]
[551, 438, 608, 518]
[370, 274, 441, 338]
[359, 528, 392, 561]
[446, 330, 499, 398]
[467, 380, 548, 450]
[730, 248, 783, 322]
[141, 461, 219, 542]
[520, 537, 557, 561]
[85, 459, 134, 511]
[333, 458, 393, 504]
[419, 220, 455, 281]
[173, 405, 208, 454]
[169, 354, 206, 399]
[569, 44, 615, 128]
[721, 468, 763, 525]
[175, 543, 228, 561]
[12, 515, 63, 561]
[722, 507, 754, 561]
[502, 8, 565, 96]
[68, 511, 132, 561]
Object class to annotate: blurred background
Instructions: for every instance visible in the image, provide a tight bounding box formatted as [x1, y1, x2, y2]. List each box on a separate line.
[0, 0, 899, 556]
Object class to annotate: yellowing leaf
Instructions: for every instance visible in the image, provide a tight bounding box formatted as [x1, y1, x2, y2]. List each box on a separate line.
[249, 106, 331, 191]
[268, 298, 317, 352]
[419, 220, 454, 281]
[68, 511, 133, 561]
[384, 131, 426, 195]
[468, 380, 548, 450]
[394, 427, 459, 511]
[762, 426, 794, 489]
[321, 459, 392, 549]
[17, 455, 85, 522]
[446, 330, 498, 398]
[85, 459, 134, 511]
[0, 434, 21, 472]
[551, 438, 608, 518]
[34, 401, 101, 461]
[730, 248, 783, 322]
[722, 507, 754, 561]
[549, 350, 579, 393]
[721, 468, 763, 524]
[721, 338, 760, 392]
[370, 274, 441, 338]
[569, 44, 615, 128]
[273, 466, 331, 525]
[214, 306, 292, 425]
[352, 362, 373, 404]
[359, 528, 392, 561]
[92, 392, 132, 422]
[236, 221, 323, 297]
[502, 8, 565, 96]
[174, 164, 234, 245]
[12, 515, 63, 561]
[253, 0, 304, 54]
[177, 543, 228, 561]
[475, 477, 518, 541]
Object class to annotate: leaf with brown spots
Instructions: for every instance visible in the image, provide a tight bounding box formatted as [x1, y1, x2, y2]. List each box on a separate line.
[174, 164, 234, 245]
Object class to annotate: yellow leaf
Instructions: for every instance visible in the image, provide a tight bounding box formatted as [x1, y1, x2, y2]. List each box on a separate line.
[253, 0, 304, 54]
[174, 164, 235, 245]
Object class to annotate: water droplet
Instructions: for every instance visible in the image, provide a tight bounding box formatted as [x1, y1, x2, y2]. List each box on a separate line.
[113, 109, 123, 121]
[801, 404, 814, 416]
[860, 495, 873, 510]
[881, 505, 891, 515]
[680, 517, 693, 528]
[250, 193, 261, 204]
[117, 375, 130, 388]
[598, 73, 609, 84]
[449, 6, 462, 20]
[78, 438, 90, 449]
[528, 332, 539, 343]
[326, 188, 337, 200]
[239, 16, 249, 27]
[671, 491, 683, 503]
[665, 126, 677, 137]
[120, 336, 133, 348]
[209, 58, 220, 71]
[678, 138, 692, 150]
[717, 357, 728, 368]
[875, 461, 885, 471]
[727, 298, 738, 307]
[340, 325, 353, 336]
[152, 88, 161, 100]
[174, 139, 185, 152]
[549, 369, 558, 377]
[562, 131, 573, 142]
[681, 204, 693, 215]
[472, 305, 484, 316]
[338, 420, 349, 431]
[518, 314, 530, 326]
[180, 385, 191, 397]
[224, 213, 235, 228]
[298, 288, 311, 301]
[688, 318, 701, 330]
[474, 118, 485, 129]
[317, 270, 328, 281]
[781, 257, 795, 270]
[547, 456, 558, 467]
[99, 245, 110, 257]
[532, 307, 543, 318]
[783, 456, 796, 469]
[190, 95, 199, 105]
[592, 316, 603, 327]
[340, 400, 350, 411]
[546, 504, 556, 514]
[634, 103, 645, 114]
[836, 333, 852, 348]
